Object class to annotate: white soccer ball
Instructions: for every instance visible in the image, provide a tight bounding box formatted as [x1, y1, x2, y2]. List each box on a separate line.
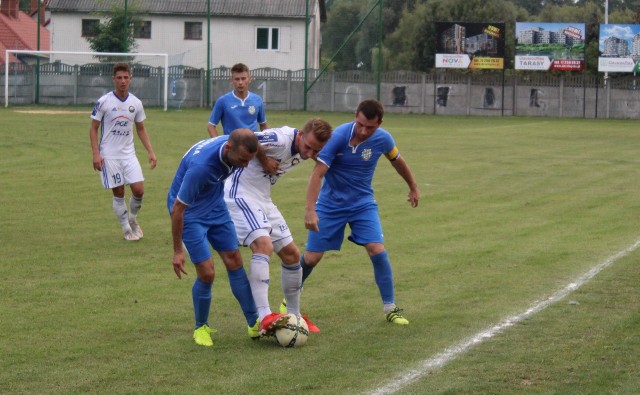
[275, 313, 309, 348]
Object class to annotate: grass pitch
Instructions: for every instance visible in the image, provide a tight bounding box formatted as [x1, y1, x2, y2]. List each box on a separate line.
[1, 106, 639, 394]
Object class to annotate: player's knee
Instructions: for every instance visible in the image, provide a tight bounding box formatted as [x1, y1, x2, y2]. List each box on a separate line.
[196, 266, 215, 283]
[282, 249, 300, 265]
[303, 252, 322, 266]
[251, 237, 274, 256]
[221, 250, 244, 271]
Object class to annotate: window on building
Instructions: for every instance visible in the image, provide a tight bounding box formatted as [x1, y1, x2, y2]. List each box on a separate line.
[82, 19, 100, 37]
[134, 21, 152, 39]
[185, 22, 203, 40]
[256, 27, 279, 50]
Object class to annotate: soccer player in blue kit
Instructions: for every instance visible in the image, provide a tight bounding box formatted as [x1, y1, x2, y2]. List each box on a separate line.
[207, 63, 268, 137]
[168, 129, 267, 347]
[288, 99, 420, 325]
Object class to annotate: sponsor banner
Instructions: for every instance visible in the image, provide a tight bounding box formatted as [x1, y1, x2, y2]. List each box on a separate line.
[470, 57, 504, 69]
[598, 24, 640, 73]
[515, 22, 585, 72]
[550, 59, 585, 71]
[598, 57, 636, 72]
[435, 22, 505, 69]
[435, 54, 470, 69]
[515, 55, 551, 70]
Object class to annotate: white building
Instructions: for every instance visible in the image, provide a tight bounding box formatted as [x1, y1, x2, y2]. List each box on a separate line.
[46, 0, 325, 70]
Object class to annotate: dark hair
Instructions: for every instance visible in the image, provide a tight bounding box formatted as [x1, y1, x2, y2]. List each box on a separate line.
[301, 118, 332, 143]
[231, 63, 250, 74]
[113, 62, 131, 76]
[356, 99, 384, 121]
[228, 128, 259, 153]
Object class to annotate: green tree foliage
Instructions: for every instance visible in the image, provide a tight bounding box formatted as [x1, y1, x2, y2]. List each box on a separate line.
[322, 0, 420, 71]
[386, 0, 521, 71]
[85, 5, 141, 59]
[321, 2, 362, 71]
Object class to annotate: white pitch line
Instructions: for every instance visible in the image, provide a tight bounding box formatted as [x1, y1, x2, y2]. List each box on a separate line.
[368, 238, 640, 395]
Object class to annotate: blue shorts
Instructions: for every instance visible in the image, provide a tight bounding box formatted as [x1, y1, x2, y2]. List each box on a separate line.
[182, 211, 239, 264]
[305, 205, 384, 252]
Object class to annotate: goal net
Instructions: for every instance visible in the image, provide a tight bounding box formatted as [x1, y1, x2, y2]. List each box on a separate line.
[3, 50, 169, 110]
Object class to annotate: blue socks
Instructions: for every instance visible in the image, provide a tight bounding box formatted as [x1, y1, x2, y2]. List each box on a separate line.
[300, 255, 314, 285]
[370, 251, 395, 305]
[227, 266, 259, 326]
[192, 278, 212, 329]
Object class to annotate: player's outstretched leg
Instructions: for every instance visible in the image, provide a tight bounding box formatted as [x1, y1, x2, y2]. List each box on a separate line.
[226, 266, 260, 337]
[371, 251, 409, 325]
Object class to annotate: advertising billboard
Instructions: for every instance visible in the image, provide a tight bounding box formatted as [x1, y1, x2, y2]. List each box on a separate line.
[435, 22, 505, 69]
[598, 24, 640, 72]
[515, 22, 585, 71]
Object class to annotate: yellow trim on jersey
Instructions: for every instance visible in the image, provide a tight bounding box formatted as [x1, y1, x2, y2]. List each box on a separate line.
[385, 146, 399, 161]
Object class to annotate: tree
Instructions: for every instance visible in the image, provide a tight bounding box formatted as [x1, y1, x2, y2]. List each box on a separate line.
[321, 2, 362, 71]
[86, 5, 141, 60]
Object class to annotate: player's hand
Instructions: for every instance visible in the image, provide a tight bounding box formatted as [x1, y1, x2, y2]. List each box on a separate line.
[261, 157, 279, 175]
[92, 154, 104, 171]
[173, 251, 188, 279]
[305, 210, 319, 232]
[408, 188, 420, 208]
[148, 153, 158, 169]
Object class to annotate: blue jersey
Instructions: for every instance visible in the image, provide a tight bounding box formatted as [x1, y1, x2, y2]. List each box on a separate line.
[208, 91, 267, 135]
[316, 121, 397, 211]
[167, 135, 234, 221]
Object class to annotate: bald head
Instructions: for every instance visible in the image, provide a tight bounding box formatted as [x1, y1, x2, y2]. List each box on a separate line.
[224, 128, 259, 168]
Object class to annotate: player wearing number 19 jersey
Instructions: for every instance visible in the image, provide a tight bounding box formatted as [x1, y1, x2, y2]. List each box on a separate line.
[90, 62, 157, 241]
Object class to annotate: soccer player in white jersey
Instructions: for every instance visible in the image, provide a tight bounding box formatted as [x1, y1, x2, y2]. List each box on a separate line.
[224, 118, 332, 335]
[90, 63, 157, 241]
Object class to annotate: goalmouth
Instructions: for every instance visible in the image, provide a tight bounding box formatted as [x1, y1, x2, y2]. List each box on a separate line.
[4, 50, 169, 111]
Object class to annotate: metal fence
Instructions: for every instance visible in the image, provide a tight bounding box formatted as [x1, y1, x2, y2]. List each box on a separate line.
[3, 63, 640, 119]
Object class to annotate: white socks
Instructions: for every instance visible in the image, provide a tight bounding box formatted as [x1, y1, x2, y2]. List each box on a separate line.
[112, 197, 131, 232]
[249, 253, 271, 321]
[281, 263, 302, 316]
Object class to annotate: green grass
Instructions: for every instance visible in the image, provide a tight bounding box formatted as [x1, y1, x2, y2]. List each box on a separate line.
[1, 106, 639, 394]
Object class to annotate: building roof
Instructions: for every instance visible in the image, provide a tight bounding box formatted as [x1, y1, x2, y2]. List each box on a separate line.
[48, 0, 326, 20]
[0, 11, 50, 65]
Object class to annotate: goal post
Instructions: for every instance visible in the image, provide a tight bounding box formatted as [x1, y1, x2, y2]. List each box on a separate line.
[4, 50, 169, 111]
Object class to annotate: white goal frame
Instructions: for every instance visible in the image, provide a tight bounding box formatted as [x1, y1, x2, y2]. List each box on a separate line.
[5, 50, 169, 111]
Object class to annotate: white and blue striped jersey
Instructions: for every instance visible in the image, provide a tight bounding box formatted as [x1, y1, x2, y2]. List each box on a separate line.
[225, 126, 302, 202]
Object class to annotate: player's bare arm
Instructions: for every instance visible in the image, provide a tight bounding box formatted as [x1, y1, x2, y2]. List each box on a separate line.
[390, 156, 420, 208]
[305, 162, 329, 231]
[255, 144, 279, 175]
[208, 123, 219, 138]
[170, 200, 188, 279]
[135, 122, 157, 169]
[259, 122, 269, 131]
[89, 119, 103, 171]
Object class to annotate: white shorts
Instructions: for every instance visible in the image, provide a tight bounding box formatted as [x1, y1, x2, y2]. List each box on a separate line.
[225, 196, 293, 253]
[100, 157, 144, 189]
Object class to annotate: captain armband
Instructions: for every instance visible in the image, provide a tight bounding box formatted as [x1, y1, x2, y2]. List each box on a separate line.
[385, 146, 400, 161]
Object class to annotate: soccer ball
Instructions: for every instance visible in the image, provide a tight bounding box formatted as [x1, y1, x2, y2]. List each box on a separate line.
[275, 314, 309, 348]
